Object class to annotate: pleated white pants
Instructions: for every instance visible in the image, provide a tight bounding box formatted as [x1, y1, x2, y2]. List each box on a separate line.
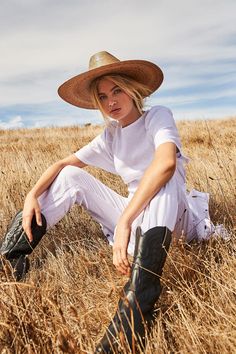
[38, 166, 212, 255]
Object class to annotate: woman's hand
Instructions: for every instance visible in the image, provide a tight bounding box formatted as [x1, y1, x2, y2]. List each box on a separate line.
[113, 218, 132, 276]
[22, 192, 42, 242]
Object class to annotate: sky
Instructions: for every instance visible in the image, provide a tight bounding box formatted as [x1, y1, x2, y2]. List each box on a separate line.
[0, 0, 235, 129]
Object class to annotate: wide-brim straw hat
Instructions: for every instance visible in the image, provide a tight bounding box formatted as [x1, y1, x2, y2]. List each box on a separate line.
[58, 51, 164, 109]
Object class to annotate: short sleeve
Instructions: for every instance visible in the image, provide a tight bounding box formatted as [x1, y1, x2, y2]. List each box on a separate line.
[74, 124, 117, 174]
[145, 106, 182, 151]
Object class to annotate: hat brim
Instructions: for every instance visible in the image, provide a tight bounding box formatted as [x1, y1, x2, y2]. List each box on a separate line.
[58, 60, 164, 109]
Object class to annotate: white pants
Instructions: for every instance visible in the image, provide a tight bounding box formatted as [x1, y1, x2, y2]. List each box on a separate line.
[38, 166, 212, 256]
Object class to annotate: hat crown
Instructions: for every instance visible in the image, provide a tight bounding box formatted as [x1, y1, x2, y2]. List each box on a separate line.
[89, 51, 120, 70]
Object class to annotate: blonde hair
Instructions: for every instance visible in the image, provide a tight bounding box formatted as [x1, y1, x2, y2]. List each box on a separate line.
[89, 74, 152, 123]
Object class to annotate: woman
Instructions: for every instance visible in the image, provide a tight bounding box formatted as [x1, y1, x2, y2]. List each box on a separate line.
[0, 51, 213, 352]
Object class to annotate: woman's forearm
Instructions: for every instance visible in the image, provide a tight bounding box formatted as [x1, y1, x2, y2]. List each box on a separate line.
[120, 144, 177, 226]
[120, 163, 175, 225]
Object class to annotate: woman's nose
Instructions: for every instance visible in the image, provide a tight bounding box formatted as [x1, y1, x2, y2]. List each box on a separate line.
[109, 100, 117, 107]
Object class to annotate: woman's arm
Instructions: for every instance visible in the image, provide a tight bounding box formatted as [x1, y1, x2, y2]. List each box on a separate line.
[113, 142, 177, 275]
[23, 154, 87, 241]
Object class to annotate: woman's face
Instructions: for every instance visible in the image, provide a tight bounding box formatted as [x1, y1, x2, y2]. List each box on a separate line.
[97, 78, 141, 127]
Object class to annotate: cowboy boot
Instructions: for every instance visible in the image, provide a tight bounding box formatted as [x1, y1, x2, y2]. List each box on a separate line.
[94, 225, 172, 353]
[0, 210, 47, 280]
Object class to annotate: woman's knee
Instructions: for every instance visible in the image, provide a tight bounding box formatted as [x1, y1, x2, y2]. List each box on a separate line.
[55, 166, 96, 201]
[38, 166, 88, 225]
[57, 165, 87, 185]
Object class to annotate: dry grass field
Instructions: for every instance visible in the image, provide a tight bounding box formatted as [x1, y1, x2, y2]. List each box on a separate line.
[0, 117, 235, 353]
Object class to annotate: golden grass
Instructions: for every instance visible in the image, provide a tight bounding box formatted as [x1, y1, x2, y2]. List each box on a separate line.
[0, 117, 235, 353]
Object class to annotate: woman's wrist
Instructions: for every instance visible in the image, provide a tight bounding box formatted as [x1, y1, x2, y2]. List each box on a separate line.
[27, 189, 38, 199]
[118, 214, 133, 227]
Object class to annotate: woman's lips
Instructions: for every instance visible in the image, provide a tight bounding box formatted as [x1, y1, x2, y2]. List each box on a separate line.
[111, 108, 121, 114]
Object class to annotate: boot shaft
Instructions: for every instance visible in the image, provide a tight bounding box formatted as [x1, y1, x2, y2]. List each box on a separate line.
[129, 226, 172, 292]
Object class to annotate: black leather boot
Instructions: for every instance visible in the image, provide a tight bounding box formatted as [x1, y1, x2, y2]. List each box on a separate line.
[0, 210, 47, 280]
[94, 226, 172, 353]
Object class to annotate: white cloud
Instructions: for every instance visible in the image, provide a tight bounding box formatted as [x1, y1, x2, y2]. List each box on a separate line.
[173, 107, 236, 120]
[1, 0, 236, 79]
[0, 115, 24, 129]
[151, 87, 236, 107]
[30, 109, 102, 128]
[0, 0, 235, 124]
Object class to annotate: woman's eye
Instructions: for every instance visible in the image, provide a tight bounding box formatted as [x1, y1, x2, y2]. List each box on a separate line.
[114, 88, 121, 94]
[99, 95, 106, 101]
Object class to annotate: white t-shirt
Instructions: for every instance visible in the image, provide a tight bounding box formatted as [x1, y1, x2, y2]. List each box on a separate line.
[75, 105, 188, 194]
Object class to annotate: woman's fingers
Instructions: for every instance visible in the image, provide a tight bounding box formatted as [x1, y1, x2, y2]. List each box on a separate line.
[23, 214, 34, 242]
[35, 209, 42, 226]
[112, 220, 131, 275]
[121, 248, 130, 268]
[22, 196, 42, 243]
[113, 247, 130, 275]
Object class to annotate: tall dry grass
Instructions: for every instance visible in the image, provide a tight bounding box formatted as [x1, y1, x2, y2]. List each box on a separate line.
[0, 117, 235, 353]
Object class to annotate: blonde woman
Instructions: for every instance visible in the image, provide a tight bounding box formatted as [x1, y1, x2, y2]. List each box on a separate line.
[0, 51, 213, 352]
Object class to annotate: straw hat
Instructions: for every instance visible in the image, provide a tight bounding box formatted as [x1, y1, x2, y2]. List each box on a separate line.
[58, 51, 164, 109]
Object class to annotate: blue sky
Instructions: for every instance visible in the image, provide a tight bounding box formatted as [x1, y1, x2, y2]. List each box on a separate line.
[0, 0, 235, 129]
